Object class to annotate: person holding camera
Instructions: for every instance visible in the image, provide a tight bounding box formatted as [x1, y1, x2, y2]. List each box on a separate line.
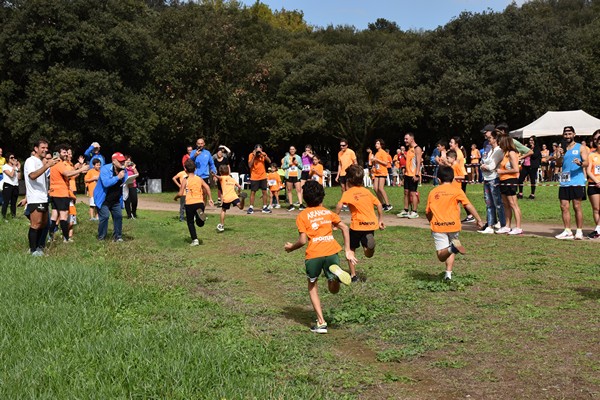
[84, 141, 105, 166]
[124, 156, 139, 219]
[213, 145, 231, 205]
[247, 144, 271, 214]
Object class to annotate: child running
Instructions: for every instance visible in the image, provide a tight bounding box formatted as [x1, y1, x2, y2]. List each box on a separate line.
[174, 159, 214, 246]
[425, 166, 483, 281]
[267, 163, 282, 209]
[217, 165, 247, 232]
[284, 180, 357, 334]
[335, 164, 385, 282]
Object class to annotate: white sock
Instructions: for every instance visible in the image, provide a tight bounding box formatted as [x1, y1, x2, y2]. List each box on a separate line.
[576, 229, 583, 235]
[564, 228, 572, 234]
[595, 225, 600, 233]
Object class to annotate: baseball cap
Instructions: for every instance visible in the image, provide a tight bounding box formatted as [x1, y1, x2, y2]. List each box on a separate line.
[480, 124, 495, 133]
[112, 152, 126, 162]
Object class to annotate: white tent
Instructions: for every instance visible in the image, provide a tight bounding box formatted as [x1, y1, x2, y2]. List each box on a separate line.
[509, 110, 600, 139]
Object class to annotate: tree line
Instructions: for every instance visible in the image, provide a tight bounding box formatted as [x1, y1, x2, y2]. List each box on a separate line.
[1, 0, 600, 179]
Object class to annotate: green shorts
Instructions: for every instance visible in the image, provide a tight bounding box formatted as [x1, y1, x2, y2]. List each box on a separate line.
[305, 254, 340, 282]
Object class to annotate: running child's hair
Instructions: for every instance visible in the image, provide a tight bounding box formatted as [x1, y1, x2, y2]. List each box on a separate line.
[184, 159, 196, 173]
[446, 150, 457, 160]
[345, 164, 364, 187]
[302, 180, 325, 207]
[437, 166, 454, 183]
[92, 158, 101, 166]
[218, 165, 230, 175]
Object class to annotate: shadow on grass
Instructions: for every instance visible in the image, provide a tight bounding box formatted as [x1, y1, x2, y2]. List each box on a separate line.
[281, 305, 314, 326]
[407, 269, 443, 282]
[574, 287, 600, 300]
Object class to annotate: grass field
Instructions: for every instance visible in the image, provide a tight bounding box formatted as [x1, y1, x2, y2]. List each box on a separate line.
[0, 188, 598, 399]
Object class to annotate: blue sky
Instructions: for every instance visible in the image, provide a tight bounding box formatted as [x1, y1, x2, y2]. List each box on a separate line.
[240, 0, 526, 31]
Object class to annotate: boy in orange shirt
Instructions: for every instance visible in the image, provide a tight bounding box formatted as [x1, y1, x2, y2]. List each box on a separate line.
[217, 165, 247, 232]
[84, 159, 101, 220]
[445, 150, 464, 190]
[425, 166, 483, 281]
[285, 180, 357, 334]
[335, 164, 385, 282]
[267, 163, 282, 209]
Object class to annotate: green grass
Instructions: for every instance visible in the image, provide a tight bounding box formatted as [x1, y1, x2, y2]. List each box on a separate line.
[0, 200, 599, 398]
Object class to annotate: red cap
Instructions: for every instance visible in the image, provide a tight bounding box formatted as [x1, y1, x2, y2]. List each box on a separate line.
[112, 152, 126, 162]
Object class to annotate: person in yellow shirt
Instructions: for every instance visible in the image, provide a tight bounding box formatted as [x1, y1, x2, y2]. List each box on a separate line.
[285, 180, 357, 334]
[84, 159, 101, 220]
[217, 165, 247, 232]
[267, 163, 282, 209]
[336, 139, 357, 202]
[174, 159, 214, 246]
[335, 164, 385, 282]
[397, 133, 422, 219]
[426, 166, 483, 281]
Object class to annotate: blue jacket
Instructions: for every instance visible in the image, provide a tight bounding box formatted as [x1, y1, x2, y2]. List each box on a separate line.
[93, 164, 128, 208]
[190, 149, 216, 179]
[84, 145, 105, 166]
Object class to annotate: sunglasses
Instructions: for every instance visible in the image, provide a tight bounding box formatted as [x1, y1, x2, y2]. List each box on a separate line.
[340, 144, 347, 147]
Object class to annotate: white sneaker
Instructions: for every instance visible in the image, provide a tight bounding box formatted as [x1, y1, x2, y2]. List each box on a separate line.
[274, 204, 281, 209]
[407, 211, 419, 219]
[190, 239, 200, 246]
[216, 224, 225, 232]
[508, 228, 523, 235]
[478, 226, 495, 234]
[555, 230, 574, 240]
[493, 222, 501, 229]
[397, 210, 409, 218]
[575, 230, 584, 240]
[496, 227, 511, 234]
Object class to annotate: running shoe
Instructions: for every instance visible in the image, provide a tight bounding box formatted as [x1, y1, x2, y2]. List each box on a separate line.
[310, 322, 328, 334]
[274, 203, 281, 209]
[298, 204, 306, 210]
[493, 222, 501, 229]
[351, 275, 360, 283]
[246, 206, 254, 214]
[385, 204, 393, 211]
[496, 227, 511, 234]
[528, 194, 535, 200]
[396, 210, 409, 218]
[365, 233, 375, 251]
[575, 230, 584, 240]
[196, 210, 207, 222]
[329, 264, 351, 286]
[287, 205, 295, 211]
[190, 239, 200, 246]
[63, 238, 74, 243]
[461, 215, 475, 223]
[555, 230, 574, 240]
[31, 250, 44, 257]
[450, 239, 466, 255]
[216, 224, 225, 232]
[341, 205, 349, 212]
[407, 211, 419, 219]
[478, 226, 495, 234]
[239, 192, 248, 199]
[508, 228, 523, 235]
[262, 206, 272, 213]
[517, 193, 523, 199]
[587, 230, 600, 239]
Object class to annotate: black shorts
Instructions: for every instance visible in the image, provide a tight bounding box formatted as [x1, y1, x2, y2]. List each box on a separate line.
[250, 179, 268, 192]
[349, 229, 375, 250]
[300, 171, 310, 181]
[339, 175, 347, 185]
[286, 176, 299, 184]
[403, 175, 418, 192]
[221, 198, 240, 210]
[588, 184, 600, 197]
[26, 202, 49, 216]
[50, 197, 71, 211]
[559, 186, 586, 201]
[499, 178, 518, 196]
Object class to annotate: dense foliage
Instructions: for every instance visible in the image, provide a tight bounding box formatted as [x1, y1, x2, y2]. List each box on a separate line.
[2, 0, 600, 176]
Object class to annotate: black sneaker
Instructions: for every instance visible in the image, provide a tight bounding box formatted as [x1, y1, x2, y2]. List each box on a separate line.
[528, 194, 535, 200]
[287, 205, 295, 211]
[310, 322, 328, 334]
[587, 231, 600, 239]
[517, 193, 523, 199]
[461, 215, 475, 223]
[298, 204, 306, 210]
[351, 275, 359, 283]
[196, 209, 207, 222]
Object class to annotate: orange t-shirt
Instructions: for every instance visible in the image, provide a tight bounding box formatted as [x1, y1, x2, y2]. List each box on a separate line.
[588, 152, 600, 182]
[309, 164, 324, 185]
[69, 200, 77, 216]
[405, 147, 417, 176]
[267, 171, 282, 192]
[67, 162, 77, 192]
[499, 152, 519, 180]
[84, 169, 100, 197]
[49, 161, 71, 198]
[175, 170, 187, 182]
[451, 163, 463, 190]
[219, 175, 239, 203]
[339, 186, 380, 231]
[249, 153, 267, 180]
[296, 206, 342, 260]
[185, 175, 205, 205]
[372, 149, 389, 177]
[455, 148, 468, 176]
[426, 183, 471, 233]
[338, 149, 357, 177]
[470, 149, 480, 164]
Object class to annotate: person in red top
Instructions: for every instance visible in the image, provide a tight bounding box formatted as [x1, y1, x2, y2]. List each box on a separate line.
[335, 164, 385, 282]
[182, 145, 193, 167]
[285, 180, 357, 334]
[247, 144, 272, 214]
[426, 166, 483, 281]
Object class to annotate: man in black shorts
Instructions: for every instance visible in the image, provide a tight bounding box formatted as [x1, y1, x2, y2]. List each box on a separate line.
[397, 133, 422, 219]
[247, 144, 272, 214]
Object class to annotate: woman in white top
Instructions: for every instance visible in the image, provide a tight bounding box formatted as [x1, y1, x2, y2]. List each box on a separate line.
[478, 130, 507, 234]
[2, 153, 21, 219]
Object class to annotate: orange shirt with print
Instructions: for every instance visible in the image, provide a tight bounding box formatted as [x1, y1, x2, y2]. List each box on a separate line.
[426, 183, 471, 233]
[338, 148, 357, 177]
[499, 153, 519, 180]
[309, 164, 324, 185]
[248, 153, 267, 180]
[49, 161, 71, 198]
[340, 186, 381, 231]
[84, 169, 100, 197]
[267, 171, 282, 192]
[219, 175, 239, 203]
[588, 152, 600, 182]
[185, 175, 205, 205]
[451, 163, 463, 190]
[296, 206, 342, 260]
[455, 148, 468, 176]
[372, 149, 389, 177]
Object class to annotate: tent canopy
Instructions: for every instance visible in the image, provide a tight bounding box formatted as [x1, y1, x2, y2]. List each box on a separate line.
[509, 110, 600, 139]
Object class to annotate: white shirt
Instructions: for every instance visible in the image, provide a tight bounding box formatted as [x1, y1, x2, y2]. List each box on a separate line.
[481, 146, 504, 181]
[1, 164, 18, 186]
[24, 156, 48, 203]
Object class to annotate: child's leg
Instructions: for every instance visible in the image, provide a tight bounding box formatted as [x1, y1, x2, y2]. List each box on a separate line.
[220, 209, 226, 225]
[194, 203, 206, 227]
[185, 205, 198, 240]
[308, 280, 325, 326]
[327, 279, 340, 294]
[89, 205, 94, 219]
[362, 232, 375, 258]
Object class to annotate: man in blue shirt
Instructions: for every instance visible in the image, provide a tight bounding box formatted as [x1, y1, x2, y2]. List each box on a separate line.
[94, 152, 128, 242]
[84, 142, 105, 166]
[190, 138, 217, 182]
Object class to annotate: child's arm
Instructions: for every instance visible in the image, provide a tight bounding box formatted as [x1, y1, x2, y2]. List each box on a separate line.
[335, 221, 358, 267]
[376, 202, 385, 230]
[464, 203, 484, 229]
[335, 200, 344, 214]
[200, 178, 215, 206]
[172, 174, 181, 188]
[284, 232, 307, 252]
[174, 178, 186, 200]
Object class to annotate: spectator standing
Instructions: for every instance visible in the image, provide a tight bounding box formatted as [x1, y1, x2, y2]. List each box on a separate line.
[182, 145, 193, 167]
[213, 145, 231, 205]
[517, 136, 542, 199]
[397, 133, 422, 219]
[555, 126, 589, 240]
[247, 144, 272, 214]
[450, 136, 474, 223]
[470, 143, 481, 182]
[586, 130, 600, 239]
[190, 138, 217, 181]
[0, 147, 5, 207]
[94, 152, 128, 242]
[84, 142, 105, 166]
[478, 127, 507, 234]
[300, 145, 314, 188]
[1, 153, 21, 220]
[282, 146, 304, 210]
[540, 144, 550, 181]
[369, 139, 392, 211]
[124, 156, 139, 219]
[336, 139, 357, 200]
[84, 159, 101, 220]
[497, 135, 523, 235]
